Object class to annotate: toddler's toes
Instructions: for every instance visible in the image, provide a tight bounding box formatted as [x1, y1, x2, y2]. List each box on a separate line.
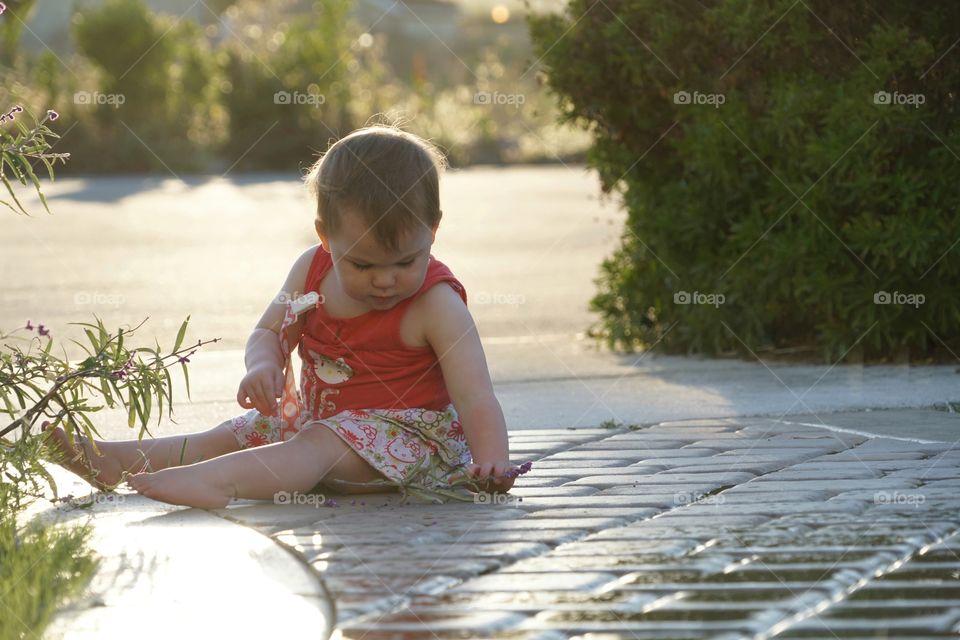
[126, 472, 149, 492]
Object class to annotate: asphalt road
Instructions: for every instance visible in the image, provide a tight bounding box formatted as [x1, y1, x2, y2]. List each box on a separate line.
[0, 166, 625, 359]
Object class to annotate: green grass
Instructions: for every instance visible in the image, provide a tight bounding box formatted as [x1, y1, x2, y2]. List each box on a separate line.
[0, 437, 98, 640]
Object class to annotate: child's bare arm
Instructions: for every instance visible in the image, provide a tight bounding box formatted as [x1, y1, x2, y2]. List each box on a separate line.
[237, 246, 318, 415]
[421, 283, 515, 490]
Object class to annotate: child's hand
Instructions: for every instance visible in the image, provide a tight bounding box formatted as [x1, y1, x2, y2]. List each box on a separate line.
[455, 461, 518, 494]
[237, 364, 285, 416]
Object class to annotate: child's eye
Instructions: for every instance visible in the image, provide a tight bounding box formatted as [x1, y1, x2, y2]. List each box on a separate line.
[353, 260, 415, 271]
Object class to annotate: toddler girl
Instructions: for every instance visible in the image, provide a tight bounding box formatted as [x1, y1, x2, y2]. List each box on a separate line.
[46, 125, 517, 508]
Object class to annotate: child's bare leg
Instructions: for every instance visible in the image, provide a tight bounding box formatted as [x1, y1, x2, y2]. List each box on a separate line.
[42, 421, 242, 490]
[126, 424, 387, 509]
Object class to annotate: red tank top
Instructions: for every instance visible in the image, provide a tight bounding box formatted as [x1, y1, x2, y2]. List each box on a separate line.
[297, 246, 467, 420]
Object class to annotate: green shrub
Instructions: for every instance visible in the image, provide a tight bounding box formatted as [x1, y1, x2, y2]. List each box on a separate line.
[67, 0, 224, 173]
[529, 1, 960, 362]
[217, 0, 355, 171]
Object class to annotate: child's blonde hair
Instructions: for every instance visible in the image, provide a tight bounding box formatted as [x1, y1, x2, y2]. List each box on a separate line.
[304, 124, 448, 253]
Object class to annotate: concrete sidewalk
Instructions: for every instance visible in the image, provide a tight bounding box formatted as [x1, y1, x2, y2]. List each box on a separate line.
[81, 342, 960, 442]
[39, 408, 960, 639]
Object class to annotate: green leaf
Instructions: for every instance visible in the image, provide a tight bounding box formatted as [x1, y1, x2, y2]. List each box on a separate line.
[174, 316, 190, 353]
[127, 388, 137, 428]
[181, 361, 191, 400]
[162, 368, 173, 421]
[142, 384, 152, 423]
[29, 458, 59, 502]
[18, 156, 51, 215]
[99, 375, 114, 406]
[0, 172, 28, 215]
[84, 329, 101, 352]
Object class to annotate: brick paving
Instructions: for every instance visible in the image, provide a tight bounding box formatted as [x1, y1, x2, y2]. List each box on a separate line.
[219, 418, 960, 639]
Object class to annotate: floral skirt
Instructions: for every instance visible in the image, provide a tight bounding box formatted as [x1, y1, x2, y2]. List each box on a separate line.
[227, 403, 472, 491]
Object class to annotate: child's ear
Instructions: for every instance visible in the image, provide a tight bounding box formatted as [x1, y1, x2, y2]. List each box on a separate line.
[315, 220, 331, 251]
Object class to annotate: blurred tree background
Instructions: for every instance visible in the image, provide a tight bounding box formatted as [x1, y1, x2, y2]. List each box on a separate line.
[1, 0, 589, 173]
[529, 0, 960, 363]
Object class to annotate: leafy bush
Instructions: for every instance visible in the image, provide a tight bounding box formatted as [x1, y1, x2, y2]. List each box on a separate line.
[67, 0, 224, 173]
[217, 0, 355, 171]
[529, 0, 960, 362]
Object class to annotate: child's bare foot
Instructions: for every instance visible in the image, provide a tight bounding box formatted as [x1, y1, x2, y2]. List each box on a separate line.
[41, 423, 130, 490]
[126, 465, 233, 509]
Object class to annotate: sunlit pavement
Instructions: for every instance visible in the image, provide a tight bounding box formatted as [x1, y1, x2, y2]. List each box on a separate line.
[13, 171, 960, 638]
[41, 412, 960, 639]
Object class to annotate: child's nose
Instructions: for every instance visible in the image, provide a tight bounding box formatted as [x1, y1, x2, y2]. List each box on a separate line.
[372, 271, 396, 289]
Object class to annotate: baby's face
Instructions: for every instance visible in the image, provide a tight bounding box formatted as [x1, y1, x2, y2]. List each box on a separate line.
[318, 213, 437, 311]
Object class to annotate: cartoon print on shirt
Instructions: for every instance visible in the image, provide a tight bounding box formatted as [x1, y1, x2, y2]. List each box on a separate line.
[304, 349, 353, 416]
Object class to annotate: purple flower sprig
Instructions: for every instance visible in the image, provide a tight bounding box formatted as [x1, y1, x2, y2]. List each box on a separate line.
[24, 319, 50, 337]
[110, 356, 137, 381]
[0, 3, 7, 15]
[2, 104, 69, 215]
[500, 460, 533, 479]
[0, 104, 23, 126]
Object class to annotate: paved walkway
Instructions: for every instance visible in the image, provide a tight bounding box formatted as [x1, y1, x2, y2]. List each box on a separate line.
[41, 410, 960, 639]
